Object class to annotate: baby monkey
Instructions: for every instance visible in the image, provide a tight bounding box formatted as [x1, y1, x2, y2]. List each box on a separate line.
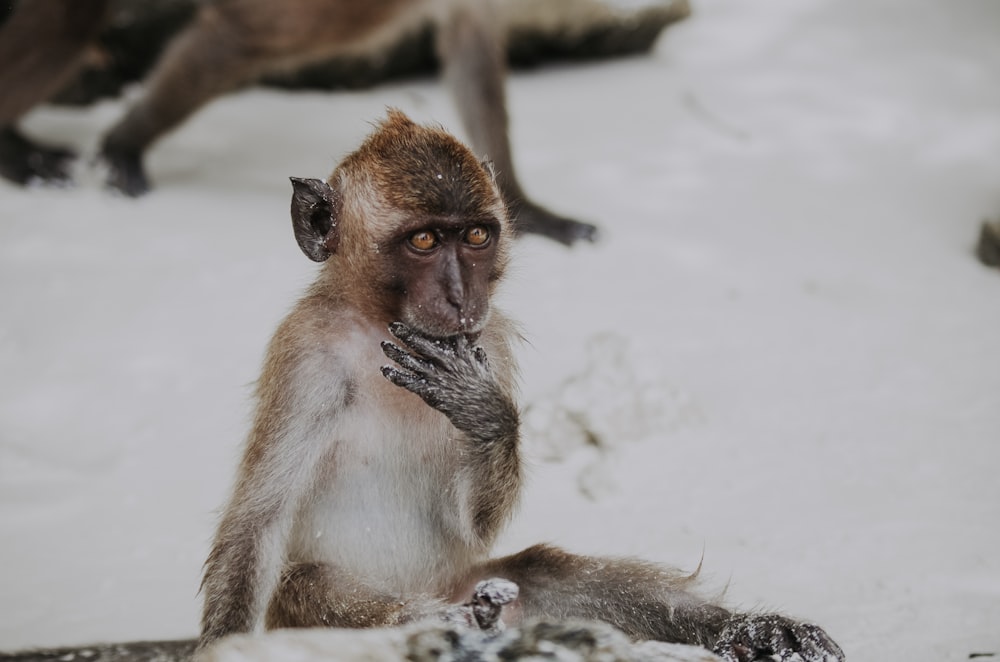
[199, 109, 845, 662]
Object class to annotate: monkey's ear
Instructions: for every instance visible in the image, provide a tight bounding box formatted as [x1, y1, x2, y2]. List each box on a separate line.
[290, 177, 342, 262]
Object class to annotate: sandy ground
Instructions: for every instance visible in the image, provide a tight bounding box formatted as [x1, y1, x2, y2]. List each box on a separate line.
[2, 0, 999, 660]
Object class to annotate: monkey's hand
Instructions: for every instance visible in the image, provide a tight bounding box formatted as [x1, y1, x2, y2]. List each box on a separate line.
[712, 614, 845, 662]
[380, 322, 518, 444]
[99, 142, 150, 197]
[442, 578, 519, 633]
[0, 127, 75, 186]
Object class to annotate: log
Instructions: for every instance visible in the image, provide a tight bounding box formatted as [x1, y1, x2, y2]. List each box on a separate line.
[1, 620, 722, 662]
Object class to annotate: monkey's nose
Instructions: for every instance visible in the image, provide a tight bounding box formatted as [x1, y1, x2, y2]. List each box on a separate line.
[445, 281, 465, 311]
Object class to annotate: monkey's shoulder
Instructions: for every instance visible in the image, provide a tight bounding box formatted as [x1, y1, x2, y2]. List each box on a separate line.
[271, 297, 387, 350]
[253, 299, 384, 391]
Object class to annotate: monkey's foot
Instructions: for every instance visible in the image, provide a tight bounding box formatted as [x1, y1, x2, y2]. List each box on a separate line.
[0, 127, 76, 186]
[509, 198, 599, 246]
[976, 219, 1000, 268]
[712, 614, 845, 662]
[100, 144, 150, 197]
[442, 578, 519, 633]
[469, 578, 519, 630]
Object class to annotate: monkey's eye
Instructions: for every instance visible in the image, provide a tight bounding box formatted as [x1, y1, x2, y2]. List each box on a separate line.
[409, 230, 438, 251]
[465, 226, 491, 247]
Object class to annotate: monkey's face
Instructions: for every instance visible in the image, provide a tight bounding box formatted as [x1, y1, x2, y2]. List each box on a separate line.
[299, 110, 512, 335]
[382, 218, 502, 339]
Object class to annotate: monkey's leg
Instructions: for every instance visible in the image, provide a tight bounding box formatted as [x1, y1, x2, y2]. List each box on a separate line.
[100, 0, 414, 197]
[265, 562, 517, 631]
[0, 0, 109, 123]
[473, 544, 845, 662]
[0, 0, 109, 185]
[98, 5, 280, 197]
[0, 126, 76, 186]
[436, 4, 598, 246]
[265, 562, 422, 629]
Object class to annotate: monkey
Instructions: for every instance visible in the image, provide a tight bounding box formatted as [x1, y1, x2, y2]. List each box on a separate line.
[0, 0, 110, 185]
[0, 1, 593, 245]
[198, 109, 845, 662]
[95, 0, 596, 245]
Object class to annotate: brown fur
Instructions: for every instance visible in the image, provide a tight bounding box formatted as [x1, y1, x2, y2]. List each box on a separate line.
[0, 0, 109, 124]
[94, 0, 595, 243]
[200, 113, 844, 662]
[265, 562, 417, 630]
[102, 0, 422, 152]
[0, 0, 594, 242]
[314, 111, 512, 332]
[199, 111, 520, 649]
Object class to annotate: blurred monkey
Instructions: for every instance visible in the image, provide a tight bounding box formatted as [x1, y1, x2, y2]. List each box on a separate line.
[0, 0, 109, 185]
[0, 0, 595, 245]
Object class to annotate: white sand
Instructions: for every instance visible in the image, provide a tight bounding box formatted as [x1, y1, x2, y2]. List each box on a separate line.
[1, 0, 998, 659]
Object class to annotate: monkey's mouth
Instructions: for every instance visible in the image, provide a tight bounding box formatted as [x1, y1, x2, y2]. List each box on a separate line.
[399, 302, 487, 343]
[420, 313, 485, 341]
[426, 330, 481, 346]
[457, 316, 483, 338]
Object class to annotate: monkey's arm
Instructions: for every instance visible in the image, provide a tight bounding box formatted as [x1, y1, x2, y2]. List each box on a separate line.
[0, 0, 109, 185]
[199, 441, 321, 648]
[380, 322, 521, 543]
[100, 6, 270, 197]
[198, 344, 343, 648]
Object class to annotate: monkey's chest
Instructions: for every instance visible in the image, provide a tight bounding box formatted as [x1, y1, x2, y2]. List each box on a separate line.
[286, 402, 480, 592]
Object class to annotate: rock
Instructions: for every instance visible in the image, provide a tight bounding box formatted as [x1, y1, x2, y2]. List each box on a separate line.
[0, 621, 722, 662]
[202, 620, 723, 662]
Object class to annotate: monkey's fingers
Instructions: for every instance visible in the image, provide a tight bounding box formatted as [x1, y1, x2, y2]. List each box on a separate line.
[381, 341, 432, 375]
[472, 578, 518, 607]
[380, 365, 443, 409]
[388, 322, 459, 361]
[387, 321, 414, 341]
[379, 365, 421, 390]
[787, 623, 845, 662]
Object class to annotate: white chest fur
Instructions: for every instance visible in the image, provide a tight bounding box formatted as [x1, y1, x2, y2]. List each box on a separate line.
[285, 325, 485, 595]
